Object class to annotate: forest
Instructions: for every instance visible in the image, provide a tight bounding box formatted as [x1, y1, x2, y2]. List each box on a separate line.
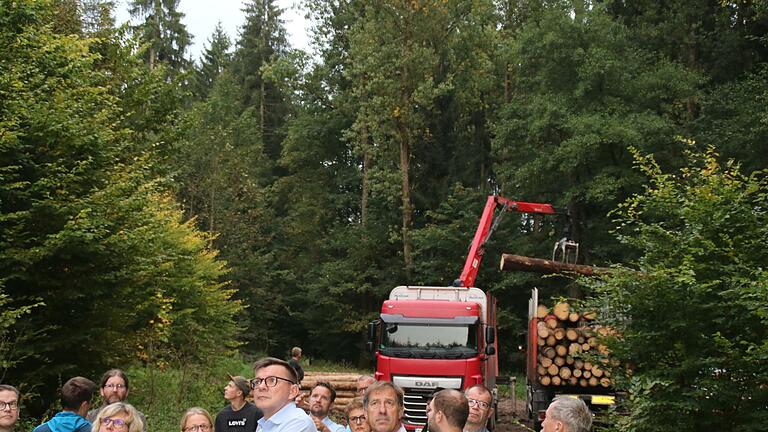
[1, 0, 767, 431]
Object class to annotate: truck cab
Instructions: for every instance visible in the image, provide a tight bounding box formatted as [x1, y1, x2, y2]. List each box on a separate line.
[368, 286, 498, 431]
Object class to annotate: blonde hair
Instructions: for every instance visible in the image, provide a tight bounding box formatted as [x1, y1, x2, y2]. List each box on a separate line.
[179, 407, 213, 432]
[93, 402, 144, 432]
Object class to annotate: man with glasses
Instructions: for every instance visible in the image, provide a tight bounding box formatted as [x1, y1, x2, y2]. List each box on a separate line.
[87, 369, 147, 432]
[363, 381, 405, 432]
[33, 376, 96, 432]
[0, 385, 20, 432]
[355, 376, 375, 398]
[462, 385, 493, 432]
[426, 389, 468, 432]
[251, 357, 316, 432]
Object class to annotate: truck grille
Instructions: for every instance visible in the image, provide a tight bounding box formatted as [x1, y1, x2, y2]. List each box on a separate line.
[402, 388, 432, 426]
[391, 376, 463, 427]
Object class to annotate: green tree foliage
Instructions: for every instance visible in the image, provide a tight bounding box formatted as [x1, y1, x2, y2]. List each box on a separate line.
[493, 3, 700, 265]
[0, 0, 240, 413]
[583, 147, 768, 432]
[192, 23, 232, 99]
[232, 0, 290, 161]
[128, 0, 191, 71]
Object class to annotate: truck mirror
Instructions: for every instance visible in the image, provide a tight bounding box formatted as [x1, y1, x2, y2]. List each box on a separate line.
[485, 326, 496, 344]
[485, 345, 496, 356]
[367, 321, 377, 343]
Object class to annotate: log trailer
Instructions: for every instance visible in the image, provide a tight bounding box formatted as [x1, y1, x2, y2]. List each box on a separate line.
[367, 196, 567, 431]
[525, 289, 618, 431]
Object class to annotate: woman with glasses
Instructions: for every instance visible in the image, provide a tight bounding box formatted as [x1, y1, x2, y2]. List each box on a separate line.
[92, 402, 144, 432]
[180, 407, 213, 432]
[344, 398, 370, 432]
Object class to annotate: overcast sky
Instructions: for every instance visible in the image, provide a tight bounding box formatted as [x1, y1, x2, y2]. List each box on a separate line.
[114, 0, 313, 61]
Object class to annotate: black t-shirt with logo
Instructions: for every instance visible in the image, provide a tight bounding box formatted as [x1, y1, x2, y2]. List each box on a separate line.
[214, 402, 263, 432]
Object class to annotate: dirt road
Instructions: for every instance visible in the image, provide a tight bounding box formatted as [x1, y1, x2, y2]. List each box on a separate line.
[495, 396, 534, 432]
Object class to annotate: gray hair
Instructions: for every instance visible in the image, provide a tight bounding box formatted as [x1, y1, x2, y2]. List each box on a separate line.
[548, 396, 592, 432]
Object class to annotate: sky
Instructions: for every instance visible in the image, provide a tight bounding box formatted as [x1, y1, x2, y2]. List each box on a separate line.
[114, 0, 313, 61]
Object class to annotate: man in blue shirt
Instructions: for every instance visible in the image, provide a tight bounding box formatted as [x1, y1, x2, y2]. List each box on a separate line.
[309, 382, 344, 432]
[364, 381, 406, 432]
[33, 377, 96, 432]
[252, 357, 316, 432]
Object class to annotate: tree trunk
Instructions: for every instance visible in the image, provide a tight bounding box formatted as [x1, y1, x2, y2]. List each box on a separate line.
[500, 254, 611, 276]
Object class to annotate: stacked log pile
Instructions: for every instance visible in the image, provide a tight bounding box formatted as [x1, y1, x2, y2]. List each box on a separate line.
[535, 302, 614, 388]
[299, 371, 360, 414]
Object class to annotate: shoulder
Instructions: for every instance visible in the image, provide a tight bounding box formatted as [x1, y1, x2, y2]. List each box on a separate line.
[243, 402, 263, 419]
[76, 423, 92, 432]
[33, 424, 51, 432]
[280, 413, 316, 432]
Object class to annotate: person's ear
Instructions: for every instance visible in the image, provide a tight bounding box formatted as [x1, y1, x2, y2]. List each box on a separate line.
[289, 384, 300, 399]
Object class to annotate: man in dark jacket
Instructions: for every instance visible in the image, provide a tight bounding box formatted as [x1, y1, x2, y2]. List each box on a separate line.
[33, 377, 96, 432]
[215, 375, 262, 432]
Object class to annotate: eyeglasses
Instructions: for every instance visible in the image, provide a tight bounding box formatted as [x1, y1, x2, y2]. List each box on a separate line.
[104, 384, 127, 390]
[184, 424, 211, 432]
[349, 415, 367, 424]
[249, 376, 296, 389]
[0, 401, 18, 411]
[468, 398, 491, 410]
[102, 418, 128, 429]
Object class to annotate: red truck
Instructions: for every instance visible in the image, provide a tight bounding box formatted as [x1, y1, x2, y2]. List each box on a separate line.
[367, 196, 563, 431]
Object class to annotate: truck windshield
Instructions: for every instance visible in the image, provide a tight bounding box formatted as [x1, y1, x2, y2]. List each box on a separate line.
[380, 323, 478, 359]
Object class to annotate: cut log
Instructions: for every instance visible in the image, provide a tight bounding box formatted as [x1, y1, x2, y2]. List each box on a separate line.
[588, 337, 599, 348]
[555, 345, 567, 357]
[540, 376, 551, 386]
[574, 359, 584, 370]
[573, 369, 582, 378]
[542, 347, 556, 359]
[568, 343, 582, 356]
[551, 376, 562, 386]
[554, 328, 566, 341]
[588, 377, 599, 387]
[545, 316, 558, 329]
[537, 322, 550, 338]
[579, 378, 588, 387]
[583, 371, 592, 379]
[569, 377, 578, 386]
[581, 343, 590, 351]
[537, 337, 545, 347]
[540, 356, 553, 368]
[591, 366, 604, 378]
[582, 311, 597, 320]
[537, 365, 547, 376]
[500, 254, 611, 276]
[553, 302, 570, 321]
[584, 362, 593, 371]
[559, 367, 571, 380]
[546, 335, 557, 346]
[554, 356, 565, 367]
[600, 378, 611, 388]
[566, 328, 578, 341]
[566, 356, 575, 365]
[568, 312, 580, 322]
[536, 304, 550, 318]
[547, 364, 559, 376]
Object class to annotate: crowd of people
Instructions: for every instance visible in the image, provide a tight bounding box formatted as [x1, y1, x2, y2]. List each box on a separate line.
[0, 351, 593, 432]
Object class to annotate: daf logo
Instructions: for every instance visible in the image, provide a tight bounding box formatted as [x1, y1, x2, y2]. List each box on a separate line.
[415, 381, 439, 387]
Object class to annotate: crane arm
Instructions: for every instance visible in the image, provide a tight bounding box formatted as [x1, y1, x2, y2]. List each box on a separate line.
[455, 196, 561, 288]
